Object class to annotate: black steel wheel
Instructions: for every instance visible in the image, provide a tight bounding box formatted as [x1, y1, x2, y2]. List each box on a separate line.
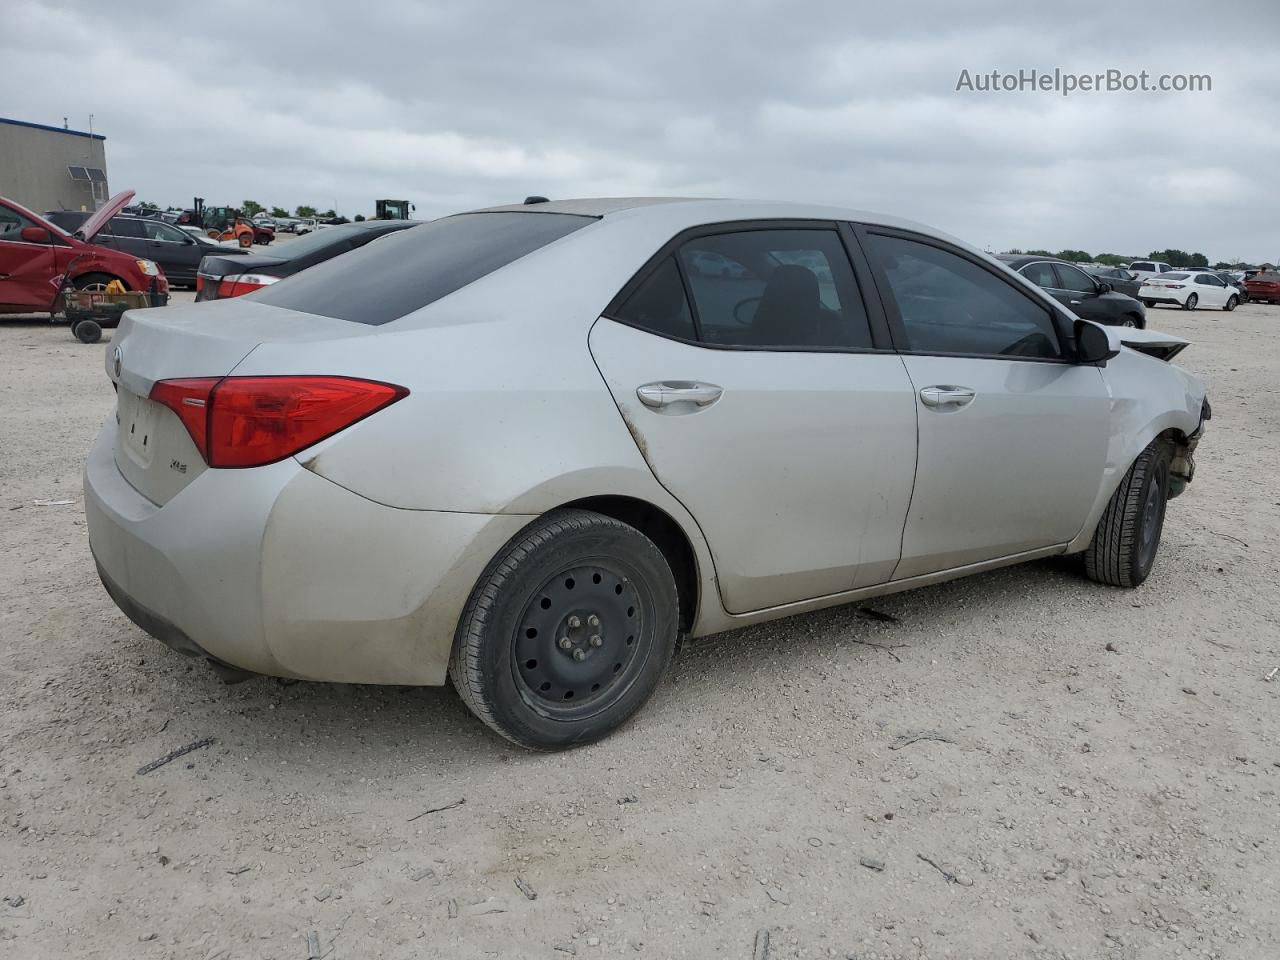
[449, 509, 679, 749]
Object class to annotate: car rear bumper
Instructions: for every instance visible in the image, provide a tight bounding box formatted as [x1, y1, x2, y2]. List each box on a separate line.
[1141, 295, 1184, 305]
[84, 418, 531, 685]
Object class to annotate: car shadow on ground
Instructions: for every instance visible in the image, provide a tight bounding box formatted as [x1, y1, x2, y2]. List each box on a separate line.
[108, 556, 1083, 770]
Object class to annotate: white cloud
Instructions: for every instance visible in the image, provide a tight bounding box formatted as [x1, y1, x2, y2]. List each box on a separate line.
[2, 0, 1277, 260]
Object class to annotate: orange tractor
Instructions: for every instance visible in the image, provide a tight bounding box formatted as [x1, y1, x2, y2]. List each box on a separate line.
[176, 198, 255, 248]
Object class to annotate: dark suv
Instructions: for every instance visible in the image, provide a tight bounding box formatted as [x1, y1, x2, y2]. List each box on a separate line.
[998, 255, 1147, 328]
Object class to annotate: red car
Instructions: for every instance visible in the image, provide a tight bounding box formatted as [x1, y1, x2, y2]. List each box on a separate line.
[0, 190, 169, 315]
[1244, 272, 1280, 305]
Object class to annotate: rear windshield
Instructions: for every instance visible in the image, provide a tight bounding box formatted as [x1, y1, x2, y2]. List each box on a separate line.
[253, 211, 594, 324]
[1161, 273, 1190, 280]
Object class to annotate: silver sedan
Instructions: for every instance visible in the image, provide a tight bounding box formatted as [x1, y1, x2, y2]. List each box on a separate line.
[85, 198, 1209, 748]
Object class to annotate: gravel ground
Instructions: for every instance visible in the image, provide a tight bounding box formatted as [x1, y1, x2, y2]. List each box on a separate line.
[1, 301, 1277, 960]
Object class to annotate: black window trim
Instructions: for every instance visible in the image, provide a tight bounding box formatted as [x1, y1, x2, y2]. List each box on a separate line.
[601, 218, 894, 354]
[851, 223, 1082, 365]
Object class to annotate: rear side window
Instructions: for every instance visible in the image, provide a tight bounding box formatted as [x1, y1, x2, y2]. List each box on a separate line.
[1019, 262, 1057, 287]
[612, 258, 697, 340]
[866, 233, 1062, 360]
[253, 212, 593, 324]
[1130, 262, 1153, 272]
[677, 229, 872, 349]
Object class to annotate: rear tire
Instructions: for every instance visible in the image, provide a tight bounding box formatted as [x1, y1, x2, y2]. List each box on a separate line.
[1083, 440, 1173, 588]
[1182, 293, 1198, 310]
[449, 509, 679, 750]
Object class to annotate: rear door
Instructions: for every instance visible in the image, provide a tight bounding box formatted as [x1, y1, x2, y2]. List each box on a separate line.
[857, 227, 1110, 579]
[142, 220, 203, 283]
[0, 202, 63, 310]
[589, 222, 919, 613]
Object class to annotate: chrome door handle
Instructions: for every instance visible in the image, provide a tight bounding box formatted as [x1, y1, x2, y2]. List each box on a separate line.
[919, 385, 976, 408]
[636, 381, 723, 409]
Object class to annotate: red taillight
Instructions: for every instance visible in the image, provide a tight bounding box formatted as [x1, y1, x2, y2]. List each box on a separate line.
[149, 376, 407, 469]
[149, 378, 217, 461]
[215, 274, 279, 299]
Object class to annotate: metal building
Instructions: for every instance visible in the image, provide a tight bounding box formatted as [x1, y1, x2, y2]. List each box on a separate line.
[0, 116, 109, 215]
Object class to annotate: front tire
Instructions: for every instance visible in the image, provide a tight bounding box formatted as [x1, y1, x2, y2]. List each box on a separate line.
[1224, 295, 1238, 312]
[1083, 440, 1173, 588]
[449, 509, 679, 750]
[1182, 293, 1198, 310]
[72, 272, 120, 293]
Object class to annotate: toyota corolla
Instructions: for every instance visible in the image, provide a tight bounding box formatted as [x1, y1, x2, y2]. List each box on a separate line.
[84, 198, 1209, 749]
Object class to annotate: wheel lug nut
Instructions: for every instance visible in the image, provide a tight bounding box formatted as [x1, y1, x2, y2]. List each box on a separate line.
[568, 615, 581, 629]
[588, 614, 600, 627]
[589, 634, 603, 648]
[572, 648, 587, 662]
[558, 637, 572, 650]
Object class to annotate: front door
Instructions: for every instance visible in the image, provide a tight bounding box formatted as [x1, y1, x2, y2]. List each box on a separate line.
[589, 224, 919, 614]
[0, 202, 60, 310]
[858, 228, 1111, 579]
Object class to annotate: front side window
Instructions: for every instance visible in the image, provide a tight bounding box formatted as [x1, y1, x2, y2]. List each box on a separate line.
[0, 205, 38, 241]
[675, 229, 872, 349]
[1054, 263, 1097, 293]
[866, 233, 1062, 360]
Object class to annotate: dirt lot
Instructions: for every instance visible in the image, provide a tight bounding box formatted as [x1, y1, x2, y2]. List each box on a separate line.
[1, 301, 1277, 960]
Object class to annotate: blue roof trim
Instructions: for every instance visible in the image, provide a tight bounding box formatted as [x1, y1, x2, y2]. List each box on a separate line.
[0, 116, 105, 141]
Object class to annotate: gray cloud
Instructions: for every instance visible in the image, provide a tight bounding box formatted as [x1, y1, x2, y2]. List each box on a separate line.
[6, 0, 1278, 261]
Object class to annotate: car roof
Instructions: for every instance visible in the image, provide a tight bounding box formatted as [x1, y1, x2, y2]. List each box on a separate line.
[462, 197, 963, 242]
[997, 254, 1071, 268]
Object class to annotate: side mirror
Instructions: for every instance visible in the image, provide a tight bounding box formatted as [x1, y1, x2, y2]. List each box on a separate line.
[1074, 319, 1118, 365]
[20, 226, 51, 244]
[1096, 280, 1111, 294]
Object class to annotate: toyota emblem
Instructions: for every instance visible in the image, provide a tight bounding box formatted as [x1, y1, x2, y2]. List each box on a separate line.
[112, 346, 123, 379]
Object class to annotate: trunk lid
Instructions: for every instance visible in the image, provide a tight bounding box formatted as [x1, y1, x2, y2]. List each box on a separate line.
[106, 298, 377, 505]
[197, 251, 288, 280]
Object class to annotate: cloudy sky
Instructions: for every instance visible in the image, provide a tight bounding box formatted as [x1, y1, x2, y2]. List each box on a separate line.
[7, 0, 1278, 261]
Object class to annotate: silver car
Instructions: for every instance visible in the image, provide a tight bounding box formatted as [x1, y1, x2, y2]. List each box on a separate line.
[85, 198, 1210, 748]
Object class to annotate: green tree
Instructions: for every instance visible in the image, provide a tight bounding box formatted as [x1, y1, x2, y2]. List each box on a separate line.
[242, 200, 264, 217]
[1094, 253, 1126, 267]
[1023, 249, 1053, 257]
[1186, 252, 1209, 268]
[1055, 249, 1092, 263]
[353, 213, 366, 222]
[269, 206, 289, 218]
[295, 205, 318, 218]
[1149, 249, 1190, 265]
[321, 208, 337, 219]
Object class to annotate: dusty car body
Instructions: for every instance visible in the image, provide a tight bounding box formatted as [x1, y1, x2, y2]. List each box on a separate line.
[84, 198, 1209, 748]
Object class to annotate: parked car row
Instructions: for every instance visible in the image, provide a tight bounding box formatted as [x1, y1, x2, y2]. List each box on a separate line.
[0, 191, 169, 313]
